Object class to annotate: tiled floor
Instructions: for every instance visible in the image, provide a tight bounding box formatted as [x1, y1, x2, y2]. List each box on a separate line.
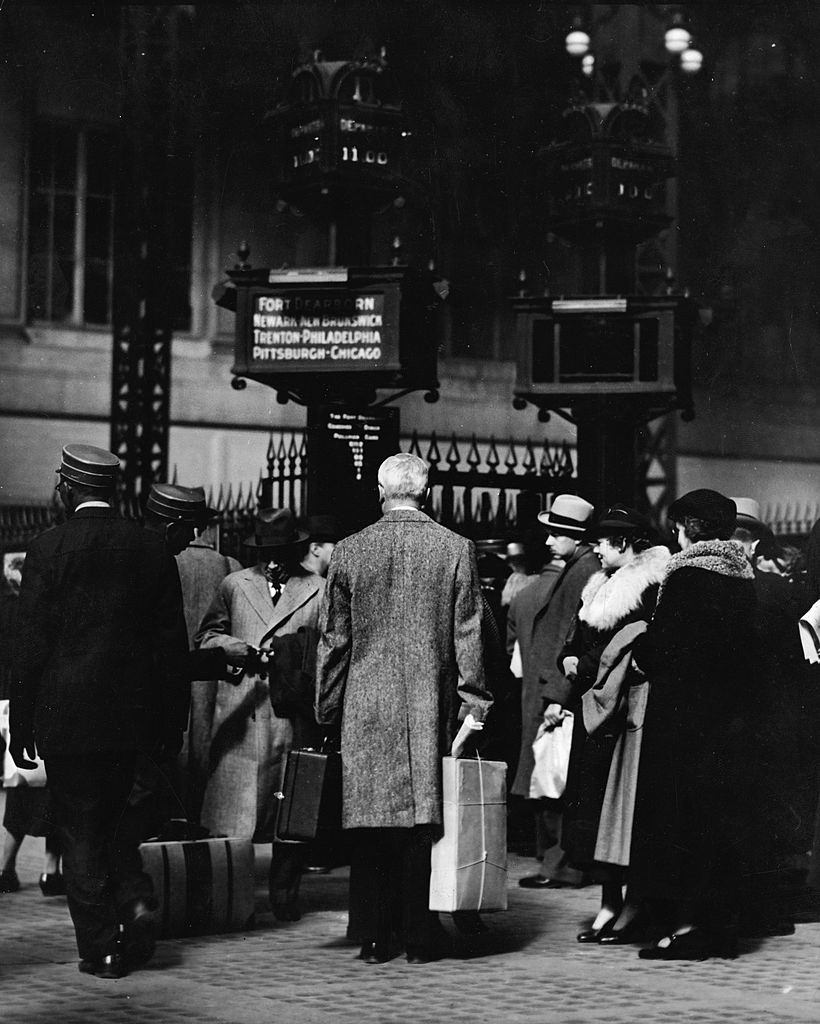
[3, 827, 820, 1024]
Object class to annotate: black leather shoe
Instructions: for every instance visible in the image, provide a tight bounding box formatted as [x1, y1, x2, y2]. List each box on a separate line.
[638, 929, 736, 961]
[405, 945, 442, 964]
[39, 872, 67, 897]
[0, 869, 20, 894]
[78, 952, 127, 979]
[120, 899, 157, 968]
[358, 942, 392, 964]
[577, 918, 617, 943]
[273, 900, 302, 922]
[518, 875, 554, 889]
[599, 917, 653, 945]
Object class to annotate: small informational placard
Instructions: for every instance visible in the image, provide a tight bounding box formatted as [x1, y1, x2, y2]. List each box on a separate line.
[308, 406, 400, 533]
[241, 283, 401, 374]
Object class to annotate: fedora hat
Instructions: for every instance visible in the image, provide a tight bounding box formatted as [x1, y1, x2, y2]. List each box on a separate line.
[538, 494, 595, 536]
[147, 484, 219, 525]
[668, 489, 736, 524]
[57, 444, 119, 489]
[591, 506, 654, 539]
[731, 497, 767, 536]
[302, 514, 343, 544]
[244, 508, 309, 549]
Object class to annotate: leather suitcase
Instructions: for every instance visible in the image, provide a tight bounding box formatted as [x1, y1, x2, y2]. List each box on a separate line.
[275, 748, 342, 842]
[139, 837, 255, 938]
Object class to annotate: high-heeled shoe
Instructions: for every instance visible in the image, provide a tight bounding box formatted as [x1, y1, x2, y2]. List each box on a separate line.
[638, 928, 737, 961]
[39, 872, 67, 897]
[577, 917, 617, 943]
[599, 915, 653, 945]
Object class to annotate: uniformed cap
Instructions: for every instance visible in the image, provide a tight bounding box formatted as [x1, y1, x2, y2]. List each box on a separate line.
[146, 483, 219, 525]
[57, 444, 119, 489]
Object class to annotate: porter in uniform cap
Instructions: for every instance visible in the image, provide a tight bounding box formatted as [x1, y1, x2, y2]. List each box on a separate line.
[537, 494, 595, 536]
[146, 483, 219, 526]
[57, 444, 120, 489]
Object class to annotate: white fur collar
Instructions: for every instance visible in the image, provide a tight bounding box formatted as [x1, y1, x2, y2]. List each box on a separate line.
[578, 546, 670, 631]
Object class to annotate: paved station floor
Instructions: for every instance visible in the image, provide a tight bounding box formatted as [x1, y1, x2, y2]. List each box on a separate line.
[2, 830, 820, 1024]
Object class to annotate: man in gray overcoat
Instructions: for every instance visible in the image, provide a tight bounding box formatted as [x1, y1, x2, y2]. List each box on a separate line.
[196, 508, 326, 921]
[516, 494, 599, 890]
[316, 453, 493, 965]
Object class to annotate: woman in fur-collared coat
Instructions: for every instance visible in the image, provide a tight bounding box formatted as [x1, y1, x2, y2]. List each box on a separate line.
[629, 490, 759, 961]
[557, 509, 669, 942]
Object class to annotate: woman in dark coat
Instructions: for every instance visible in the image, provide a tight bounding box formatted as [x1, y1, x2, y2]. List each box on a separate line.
[629, 490, 759, 961]
[556, 509, 669, 942]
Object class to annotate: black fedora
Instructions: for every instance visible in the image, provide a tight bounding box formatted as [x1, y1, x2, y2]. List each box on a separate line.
[244, 508, 309, 550]
[302, 514, 343, 543]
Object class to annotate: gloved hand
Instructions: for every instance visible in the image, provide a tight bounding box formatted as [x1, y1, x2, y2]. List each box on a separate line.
[10, 730, 38, 771]
[222, 639, 256, 667]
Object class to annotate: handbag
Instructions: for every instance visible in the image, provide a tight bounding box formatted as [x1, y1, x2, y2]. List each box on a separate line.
[0, 699, 47, 788]
[529, 714, 573, 800]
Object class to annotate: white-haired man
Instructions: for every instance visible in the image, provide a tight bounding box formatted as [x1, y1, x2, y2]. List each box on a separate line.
[316, 452, 493, 965]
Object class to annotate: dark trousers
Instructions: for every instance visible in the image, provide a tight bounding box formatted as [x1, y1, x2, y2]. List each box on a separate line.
[350, 826, 441, 950]
[269, 841, 306, 904]
[46, 752, 153, 961]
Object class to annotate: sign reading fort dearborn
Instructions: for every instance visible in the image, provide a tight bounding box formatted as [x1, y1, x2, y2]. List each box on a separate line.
[227, 265, 440, 405]
[246, 281, 400, 373]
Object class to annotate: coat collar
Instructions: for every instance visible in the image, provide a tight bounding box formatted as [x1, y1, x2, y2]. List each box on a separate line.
[578, 546, 670, 631]
[70, 506, 116, 519]
[380, 508, 431, 523]
[258, 571, 322, 644]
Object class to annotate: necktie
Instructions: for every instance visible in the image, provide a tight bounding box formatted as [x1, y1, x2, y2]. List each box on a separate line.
[265, 562, 290, 605]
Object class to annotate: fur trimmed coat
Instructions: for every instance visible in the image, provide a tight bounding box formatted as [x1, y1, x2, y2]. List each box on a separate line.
[628, 539, 761, 911]
[559, 546, 670, 868]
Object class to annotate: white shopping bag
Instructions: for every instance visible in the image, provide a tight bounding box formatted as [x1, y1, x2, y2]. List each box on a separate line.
[509, 640, 523, 679]
[529, 714, 573, 800]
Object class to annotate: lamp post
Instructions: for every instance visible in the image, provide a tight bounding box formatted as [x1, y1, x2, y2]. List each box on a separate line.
[512, 4, 702, 512]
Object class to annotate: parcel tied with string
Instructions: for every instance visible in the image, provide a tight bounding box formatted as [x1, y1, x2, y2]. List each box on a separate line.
[429, 756, 508, 913]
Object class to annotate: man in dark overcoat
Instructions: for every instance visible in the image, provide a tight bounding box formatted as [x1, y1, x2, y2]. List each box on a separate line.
[11, 445, 189, 979]
[516, 494, 599, 889]
[315, 452, 493, 965]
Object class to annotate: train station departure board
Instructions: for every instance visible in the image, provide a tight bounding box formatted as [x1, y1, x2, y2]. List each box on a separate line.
[307, 406, 400, 533]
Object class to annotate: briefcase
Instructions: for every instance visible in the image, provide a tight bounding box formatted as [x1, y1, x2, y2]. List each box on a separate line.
[275, 747, 342, 843]
[429, 756, 508, 913]
[139, 837, 255, 938]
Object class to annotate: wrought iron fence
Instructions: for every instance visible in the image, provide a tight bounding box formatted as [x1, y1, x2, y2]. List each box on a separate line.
[2, 432, 815, 562]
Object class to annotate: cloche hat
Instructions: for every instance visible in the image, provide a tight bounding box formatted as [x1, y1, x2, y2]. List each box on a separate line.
[591, 506, 654, 539]
[537, 494, 595, 536]
[668, 489, 736, 524]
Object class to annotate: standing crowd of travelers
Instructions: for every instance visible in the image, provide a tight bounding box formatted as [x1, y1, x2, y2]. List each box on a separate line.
[1, 442, 817, 977]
